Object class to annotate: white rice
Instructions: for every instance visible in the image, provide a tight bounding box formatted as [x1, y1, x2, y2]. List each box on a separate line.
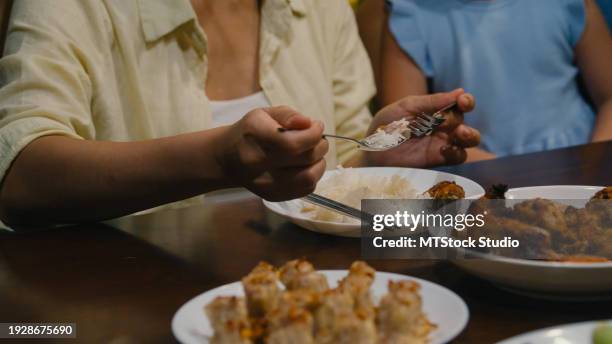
[301, 167, 419, 223]
[363, 118, 411, 149]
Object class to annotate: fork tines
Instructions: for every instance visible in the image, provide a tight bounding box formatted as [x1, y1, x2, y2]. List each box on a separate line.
[409, 112, 445, 137]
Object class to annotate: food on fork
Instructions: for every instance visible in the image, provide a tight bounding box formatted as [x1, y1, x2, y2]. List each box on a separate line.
[205, 260, 434, 343]
[363, 118, 411, 150]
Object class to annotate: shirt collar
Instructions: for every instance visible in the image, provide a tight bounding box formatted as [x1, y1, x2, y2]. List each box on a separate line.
[287, 0, 307, 16]
[137, 0, 197, 43]
[137, 0, 307, 43]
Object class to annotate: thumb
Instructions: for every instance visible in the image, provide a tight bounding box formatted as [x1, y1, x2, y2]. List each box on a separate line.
[393, 88, 465, 115]
[425, 88, 465, 113]
[265, 106, 312, 130]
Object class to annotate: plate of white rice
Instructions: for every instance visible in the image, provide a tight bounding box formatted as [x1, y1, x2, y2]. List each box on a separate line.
[263, 167, 485, 237]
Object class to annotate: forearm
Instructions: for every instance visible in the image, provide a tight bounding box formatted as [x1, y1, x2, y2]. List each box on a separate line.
[592, 100, 612, 142]
[0, 128, 234, 227]
[379, 18, 427, 105]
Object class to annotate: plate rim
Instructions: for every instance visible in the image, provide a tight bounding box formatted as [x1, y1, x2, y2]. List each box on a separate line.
[495, 319, 612, 344]
[171, 269, 470, 344]
[505, 184, 605, 197]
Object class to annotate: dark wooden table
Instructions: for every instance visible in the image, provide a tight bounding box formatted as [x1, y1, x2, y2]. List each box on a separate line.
[1, 141, 611, 344]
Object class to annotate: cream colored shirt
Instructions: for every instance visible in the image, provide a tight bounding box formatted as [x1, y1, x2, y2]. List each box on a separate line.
[0, 0, 375, 211]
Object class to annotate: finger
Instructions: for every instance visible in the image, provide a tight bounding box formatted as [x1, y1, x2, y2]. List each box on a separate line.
[437, 93, 475, 132]
[451, 125, 480, 148]
[457, 93, 475, 113]
[270, 120, 325, 154]
[270, 159, 327, 195]
[265, 106, 312, 130]
[275, 139, 329, 167]
[440, 145, 467, 165]
[397, 88, 465, 115]
[249, 110, 324, 154]
[438, 110, 464, 132]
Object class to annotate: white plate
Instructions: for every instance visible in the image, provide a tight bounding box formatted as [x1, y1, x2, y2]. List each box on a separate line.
[172, 270, 469, 344]
[453, 185, 612, 297]
[505, 185, 605, 207]
[263, 167, 485, 237]
[496, 320, 612, 344]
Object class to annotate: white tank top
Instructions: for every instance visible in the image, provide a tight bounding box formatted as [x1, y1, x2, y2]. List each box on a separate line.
[209, 91, 271, 128]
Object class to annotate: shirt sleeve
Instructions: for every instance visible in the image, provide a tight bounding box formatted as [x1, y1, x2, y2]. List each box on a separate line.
[386, 0, 433, 77]
[566, 0, 587, 47]
[0, 0, 110, 185]
[331, 0, 376, 165]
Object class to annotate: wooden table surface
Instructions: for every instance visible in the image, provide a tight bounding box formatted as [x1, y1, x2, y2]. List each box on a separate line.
[1, 141, 611, 344]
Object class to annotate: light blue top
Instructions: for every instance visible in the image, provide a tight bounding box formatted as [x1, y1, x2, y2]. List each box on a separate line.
[388, 0, 595, 156]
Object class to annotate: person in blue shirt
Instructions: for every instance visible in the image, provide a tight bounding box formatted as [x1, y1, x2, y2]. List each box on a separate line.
[379, 0, 612, 161]
[597, 0, 612, 29]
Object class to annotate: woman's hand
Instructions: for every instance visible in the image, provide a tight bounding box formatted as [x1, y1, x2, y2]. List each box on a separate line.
[365, 89, 480, 167]
[216, 106, 329, 201]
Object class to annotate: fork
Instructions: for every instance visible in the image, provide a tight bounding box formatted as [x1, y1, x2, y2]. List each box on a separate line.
[302, 193, 373, 223]
[321, 102, 456, 152]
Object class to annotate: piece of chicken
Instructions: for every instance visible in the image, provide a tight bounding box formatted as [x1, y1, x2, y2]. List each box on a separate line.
[241, 262, 280, 318]
[267, 306, 315, 344]
[586, 187, 612, 229]
[591, 186, 612, 199]
[314, 289, 376, 344]
[376, 281, 433, 344]
[205, 296, 253, 344]
[279, 259, 329, 293]
[426, 181, 465, 200]
[512, 199, 585, 254]
[337, 261, 376, 319]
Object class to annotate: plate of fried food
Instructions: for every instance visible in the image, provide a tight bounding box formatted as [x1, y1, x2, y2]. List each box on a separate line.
[452, 185, 612, 298]
[172, 259, 469, 344]
[263, 167, 485, 237]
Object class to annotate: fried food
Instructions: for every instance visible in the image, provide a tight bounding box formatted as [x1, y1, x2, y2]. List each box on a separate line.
[426, 181, 465, 200]
[337, 261, 376, 319]
[267, 306, 314, 344]
[205, 296, 253, 344]
[512, 199, 585, 254]
[465, 186, 611, 261]
[279, 259, 329, 293]
[376, 281, 434, 344]
[206, 260, 433, 344]
[592, 186, 612, 200]
[242, 262, 280, 318]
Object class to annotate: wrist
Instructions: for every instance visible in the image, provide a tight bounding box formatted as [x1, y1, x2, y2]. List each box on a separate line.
[201, 126, 239, 189]
[158, 127, 237, 193]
